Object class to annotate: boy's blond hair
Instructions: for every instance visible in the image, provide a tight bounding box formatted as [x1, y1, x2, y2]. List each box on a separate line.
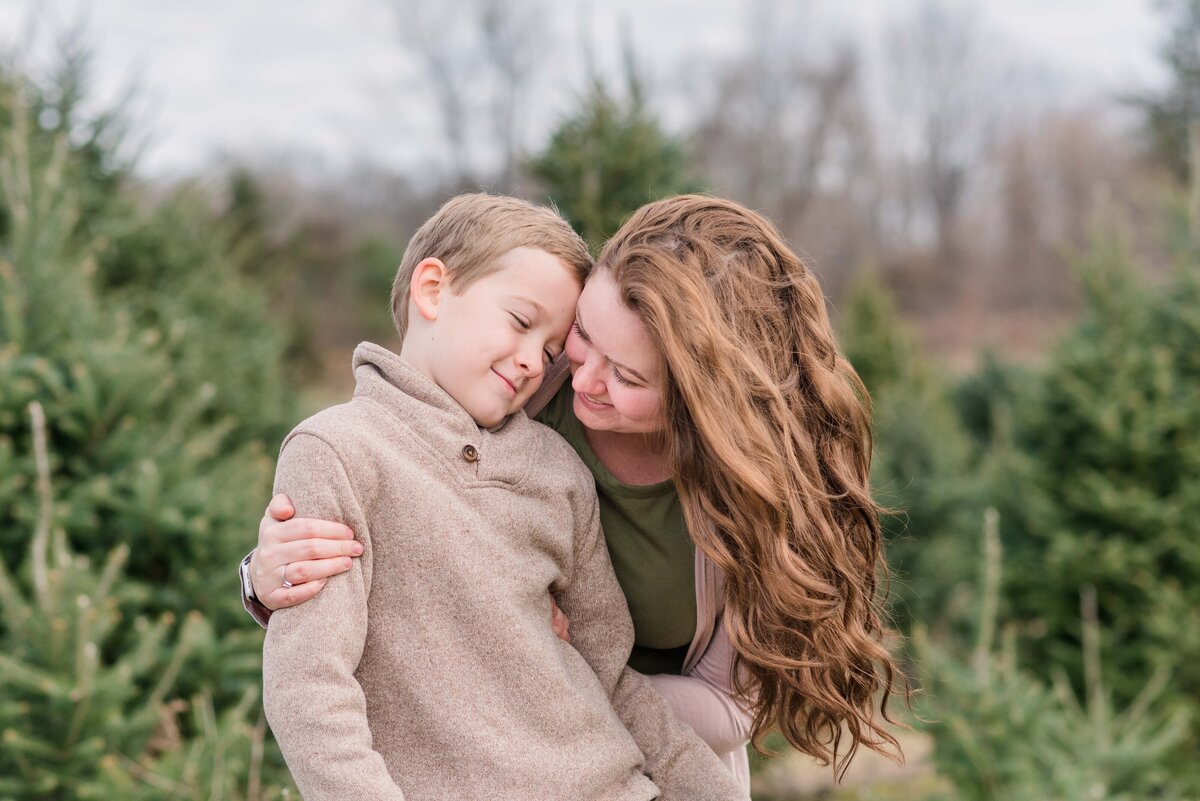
[391, 193, 592, 336]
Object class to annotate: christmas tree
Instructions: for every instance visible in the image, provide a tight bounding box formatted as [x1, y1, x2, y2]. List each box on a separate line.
[0, 55, 296, 798]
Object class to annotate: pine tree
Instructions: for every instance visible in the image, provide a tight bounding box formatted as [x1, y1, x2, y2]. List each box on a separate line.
[916, 511, 1189, 801]
[525, 55, 702, 248]
[0, 53, 298, 798]
[0, 403, 293, 799]
[0, 63, 294, 636]
[989, 226, 1200, 787]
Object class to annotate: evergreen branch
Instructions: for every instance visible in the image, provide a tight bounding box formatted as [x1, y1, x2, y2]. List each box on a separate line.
[0, 651, 62, 697]
[0, 556, 32, 632]
[247, 711, 266, 801]
[27, 401, 52, 609]
[1079, 584, 1109, 749]
[94, 543, 131, 607]
[65, 633, 99, 750]
[0, 257, 20, 345]
[972, 506, 1001, 684]
[146, 612, 203, 711]
[115, 751, 197, 797]
[1119, 663, 1172, 730]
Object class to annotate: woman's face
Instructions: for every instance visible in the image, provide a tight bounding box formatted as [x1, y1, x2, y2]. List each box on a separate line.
[565, 270, 665, 435]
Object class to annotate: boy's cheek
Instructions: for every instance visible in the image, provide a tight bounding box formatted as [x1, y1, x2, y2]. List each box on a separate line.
[521, 375, 545, 400]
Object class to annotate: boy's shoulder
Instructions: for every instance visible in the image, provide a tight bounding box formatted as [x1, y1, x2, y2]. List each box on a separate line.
[283, 399, 376, 451]
[277, 399, 425, 512]
[518, 414, 596, 497]
[279, 397, 410, 474]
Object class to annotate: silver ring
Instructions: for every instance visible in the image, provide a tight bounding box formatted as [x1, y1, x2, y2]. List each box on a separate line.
[281, 563, 294, 589]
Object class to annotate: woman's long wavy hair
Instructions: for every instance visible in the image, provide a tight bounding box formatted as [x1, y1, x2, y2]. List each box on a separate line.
[598, 195, 905, 776]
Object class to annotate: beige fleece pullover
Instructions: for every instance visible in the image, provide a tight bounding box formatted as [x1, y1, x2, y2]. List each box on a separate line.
[262, 343, 742, 801]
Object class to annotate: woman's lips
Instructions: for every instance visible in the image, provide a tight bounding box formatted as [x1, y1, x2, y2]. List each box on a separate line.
[578, 391, 611, 409]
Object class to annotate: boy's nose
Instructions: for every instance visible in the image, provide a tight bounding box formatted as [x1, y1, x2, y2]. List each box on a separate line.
[516, 346, 544, 377]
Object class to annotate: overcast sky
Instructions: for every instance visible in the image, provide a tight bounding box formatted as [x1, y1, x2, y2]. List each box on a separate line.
[0, 0, 1167, 178]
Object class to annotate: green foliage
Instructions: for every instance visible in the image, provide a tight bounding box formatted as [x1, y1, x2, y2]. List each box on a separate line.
[0, 57, 296, 799]
[916, 511, 1189, 801]
[0, 405, 293, 800]
[0, 36, 129, 249]
[0, 70, 293, 634]
[93, 690, 294, 801]
[840, 232, 1200, 795]
[984, 231, 1200, 784]
[839, 274, 979, 631]
[526, 64, 702, 248]
[952, 351, 1036, 451]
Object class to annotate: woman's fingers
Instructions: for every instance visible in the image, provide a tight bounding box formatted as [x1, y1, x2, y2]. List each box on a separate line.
[275, 538, 362, 567]
[270, 517, 356, 544]
[279, 557, 354, 586]
[263, 578, 328, 611]
[267, 493, 296, 522]
[550, 597, 571, 644]
[249, 495, 357, 610]
[255, 538, 361, 593]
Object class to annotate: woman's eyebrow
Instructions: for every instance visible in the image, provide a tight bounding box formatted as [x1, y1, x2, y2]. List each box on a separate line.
[575, 310, 650, 384]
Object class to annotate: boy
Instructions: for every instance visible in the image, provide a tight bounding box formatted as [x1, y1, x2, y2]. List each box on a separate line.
[262, 194, 742, 801]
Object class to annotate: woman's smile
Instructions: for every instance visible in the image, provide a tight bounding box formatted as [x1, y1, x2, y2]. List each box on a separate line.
[578, 391, 611, 408]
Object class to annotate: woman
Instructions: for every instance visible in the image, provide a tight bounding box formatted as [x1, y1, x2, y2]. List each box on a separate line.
[242, 195, 904, 790]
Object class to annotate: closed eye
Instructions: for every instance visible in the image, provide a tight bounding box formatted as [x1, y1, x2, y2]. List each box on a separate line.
[611, 367, 636, 387]
[510, 312, 531, 330]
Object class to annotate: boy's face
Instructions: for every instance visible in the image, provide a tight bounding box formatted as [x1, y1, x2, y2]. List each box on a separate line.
[426, 247, 580, 427]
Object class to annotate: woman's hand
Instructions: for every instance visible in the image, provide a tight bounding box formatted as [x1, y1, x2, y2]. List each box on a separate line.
[551, 596, 571, 644]
[249, 493, 363, 611]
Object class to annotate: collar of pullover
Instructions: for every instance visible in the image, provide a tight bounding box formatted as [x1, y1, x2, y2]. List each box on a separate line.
[349, 341, 534, 487]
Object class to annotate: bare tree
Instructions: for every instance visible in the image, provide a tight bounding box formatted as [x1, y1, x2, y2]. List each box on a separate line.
[884, 0, 997, 289]
[478, 1, 544, 191]
[689, 0, 870, 232]
[393, 0, 547, 191]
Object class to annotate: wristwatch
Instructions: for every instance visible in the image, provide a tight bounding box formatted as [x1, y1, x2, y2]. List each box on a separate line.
[239, 551, 273, 629]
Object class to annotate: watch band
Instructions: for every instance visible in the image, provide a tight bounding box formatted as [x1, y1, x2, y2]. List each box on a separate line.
[239, 550, 273, 629]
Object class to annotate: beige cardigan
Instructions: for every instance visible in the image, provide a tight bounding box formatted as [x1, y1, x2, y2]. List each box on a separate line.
[527, 358, 754, 792]
[262, 344, 744, 801]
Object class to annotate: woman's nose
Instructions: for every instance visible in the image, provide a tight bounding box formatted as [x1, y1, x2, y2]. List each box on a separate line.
[571, 353, 604, 394]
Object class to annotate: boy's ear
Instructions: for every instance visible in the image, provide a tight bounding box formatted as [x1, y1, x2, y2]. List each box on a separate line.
[409, 257, 447, 322]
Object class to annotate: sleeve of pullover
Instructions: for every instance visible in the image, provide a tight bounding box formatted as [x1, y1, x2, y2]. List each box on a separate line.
[556, 495, 745, 801]
[261, 432, 406, 801]
[646, 622, 755, 754]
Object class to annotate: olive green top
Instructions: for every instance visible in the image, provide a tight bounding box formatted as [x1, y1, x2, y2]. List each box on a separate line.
[536, 384, 697, 675]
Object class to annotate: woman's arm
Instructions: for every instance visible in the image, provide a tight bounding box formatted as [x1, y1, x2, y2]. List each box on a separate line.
[646, 621, 754, 754]
[242, 494, 362, 623]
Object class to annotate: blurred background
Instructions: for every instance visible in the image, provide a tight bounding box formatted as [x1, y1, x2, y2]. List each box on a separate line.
[1, 1, 1197, 798]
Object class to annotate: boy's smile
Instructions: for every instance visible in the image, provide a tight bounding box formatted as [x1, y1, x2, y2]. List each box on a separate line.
[492, 368, 517, 395]
[403, 246, 582, 428]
